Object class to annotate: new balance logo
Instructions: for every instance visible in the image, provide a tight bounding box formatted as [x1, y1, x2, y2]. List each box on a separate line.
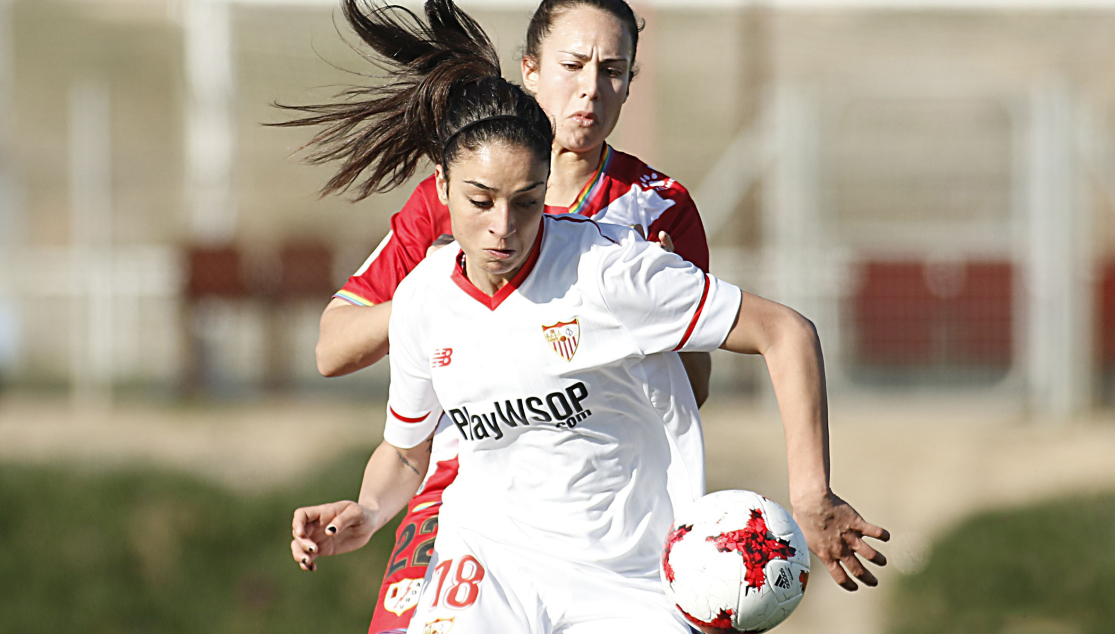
[432, 348, 453, 368]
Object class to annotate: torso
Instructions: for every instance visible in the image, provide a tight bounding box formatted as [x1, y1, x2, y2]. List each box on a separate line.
[398, 218, 684, 578]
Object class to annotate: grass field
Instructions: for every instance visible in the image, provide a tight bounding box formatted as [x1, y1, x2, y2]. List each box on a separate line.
[887, 493, 1115, 634]
[0, 451, 399, 634]
[5, 396, 1115, 633]
[5, 452, 1114, 634]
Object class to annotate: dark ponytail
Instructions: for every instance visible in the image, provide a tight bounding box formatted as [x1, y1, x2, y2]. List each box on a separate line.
[274, 0, 553, 200]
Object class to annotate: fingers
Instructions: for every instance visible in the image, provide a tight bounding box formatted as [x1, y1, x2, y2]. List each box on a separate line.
[850, 537, 888, 567]
[822, 556, 857, 592]
[290, 538, 317, 572]
[293, 533, 319, 557]
[426, 234, 455, 257]
[657, 231, 675, 253]
[326, 502, 367, 536]
[841, 552, 878, 587]
[858, 521, 891, 543]
[292, 506, 322, 540]
[817, 529, 886, 591]
[799, 494, 889, 592]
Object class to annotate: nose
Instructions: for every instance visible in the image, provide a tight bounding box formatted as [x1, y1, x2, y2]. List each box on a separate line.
[489, 202, 515, 240]
[579, 62, 600, 101]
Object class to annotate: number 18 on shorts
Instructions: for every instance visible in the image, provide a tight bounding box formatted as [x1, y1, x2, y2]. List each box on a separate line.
[407, 530, 692, 634]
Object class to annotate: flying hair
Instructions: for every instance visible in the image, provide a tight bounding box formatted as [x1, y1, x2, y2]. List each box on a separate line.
[273, 0, 552, 200]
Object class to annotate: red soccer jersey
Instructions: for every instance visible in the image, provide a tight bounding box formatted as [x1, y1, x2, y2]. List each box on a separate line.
[335, 144, 709, 307]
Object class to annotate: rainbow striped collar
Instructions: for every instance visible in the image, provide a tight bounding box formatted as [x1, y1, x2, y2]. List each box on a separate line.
[567, 144, 613, 216]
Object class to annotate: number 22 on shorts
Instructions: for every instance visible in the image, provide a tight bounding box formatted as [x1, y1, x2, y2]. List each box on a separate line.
[430, 555, 486, 609]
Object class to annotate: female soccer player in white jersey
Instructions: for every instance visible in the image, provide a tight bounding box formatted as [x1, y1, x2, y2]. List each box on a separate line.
[287, 2, 888, 632]
[277, 1, 718, 631]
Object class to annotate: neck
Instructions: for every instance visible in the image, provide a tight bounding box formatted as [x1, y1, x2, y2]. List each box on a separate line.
[545, 144, 604, 208]
[464, 259, 515, 296]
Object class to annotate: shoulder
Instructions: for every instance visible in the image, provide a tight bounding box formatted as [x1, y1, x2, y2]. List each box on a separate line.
[542, 214, 652, 277]
[604, 148, 695, 205]
[388, 174, 452, 248]
[544, 213, 636, 249]
[589, 147, 701, 232]
[399, 174, 447, 218]
[413, 174, 442, 202]
[394, 242, 457, 305]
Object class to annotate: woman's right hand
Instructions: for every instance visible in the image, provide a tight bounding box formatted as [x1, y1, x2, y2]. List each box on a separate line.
[290, 500, 376, 571]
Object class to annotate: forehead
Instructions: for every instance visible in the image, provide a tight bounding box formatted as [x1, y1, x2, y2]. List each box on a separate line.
[543, 6, 633, 59]
[448, 143, 549, 185]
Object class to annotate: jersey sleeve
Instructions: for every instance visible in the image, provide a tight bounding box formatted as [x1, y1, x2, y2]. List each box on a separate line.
[382, 280, 441, 449]
[645, 184, 710, 273]
[334, 177, 443, 306]
[597, 229, 741, 355]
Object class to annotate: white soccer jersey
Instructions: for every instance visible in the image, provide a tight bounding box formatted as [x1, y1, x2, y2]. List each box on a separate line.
[384, 215, 742, 579]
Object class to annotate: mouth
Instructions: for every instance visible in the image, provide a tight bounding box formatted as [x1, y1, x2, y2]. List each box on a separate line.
[485, 248, 515, 262]
[569, 111, 597, 127]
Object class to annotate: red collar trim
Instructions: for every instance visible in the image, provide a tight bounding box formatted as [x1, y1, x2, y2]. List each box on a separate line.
[450, 220, 546, 311]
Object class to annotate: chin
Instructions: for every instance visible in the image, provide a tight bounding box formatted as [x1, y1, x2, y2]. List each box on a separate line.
[482, 259, 519, 276]
[558, 129, 600, 153]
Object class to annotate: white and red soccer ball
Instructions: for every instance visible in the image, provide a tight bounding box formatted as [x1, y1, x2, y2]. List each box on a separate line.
[661, 490, 810, 633]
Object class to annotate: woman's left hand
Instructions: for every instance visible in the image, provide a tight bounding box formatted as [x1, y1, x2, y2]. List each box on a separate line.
[793, 491, 889, 591]
[629, 224, 674, 253]
[655, 230, 674, 253]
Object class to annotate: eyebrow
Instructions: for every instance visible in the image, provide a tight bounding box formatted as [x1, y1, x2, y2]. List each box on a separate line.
[558, 50, 630, 65]
[463, 180, 546, 194]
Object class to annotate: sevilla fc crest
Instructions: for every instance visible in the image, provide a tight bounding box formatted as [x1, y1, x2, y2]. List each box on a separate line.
[543, 318, 580, 362]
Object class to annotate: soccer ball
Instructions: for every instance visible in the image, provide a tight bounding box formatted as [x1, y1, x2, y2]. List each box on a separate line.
[661, 490, 810, 633]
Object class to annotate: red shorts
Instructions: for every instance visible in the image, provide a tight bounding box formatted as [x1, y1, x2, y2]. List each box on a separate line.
[368, 458, 459, 634]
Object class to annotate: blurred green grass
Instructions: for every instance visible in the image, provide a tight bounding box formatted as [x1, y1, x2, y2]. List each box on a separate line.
[888, 492, 1115, 634]
[0, 453, 401, 634]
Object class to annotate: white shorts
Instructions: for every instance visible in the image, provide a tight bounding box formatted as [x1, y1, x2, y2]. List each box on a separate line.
[405, 527, 693, 634]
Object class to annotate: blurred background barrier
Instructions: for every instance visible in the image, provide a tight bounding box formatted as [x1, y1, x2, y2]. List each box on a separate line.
[5, 0, 1115, 417]
[2, 1, 1115, 633]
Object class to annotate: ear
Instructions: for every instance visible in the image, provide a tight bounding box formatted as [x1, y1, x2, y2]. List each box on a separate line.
[522, 56, 539, 94]
[434, 164, 449, 206]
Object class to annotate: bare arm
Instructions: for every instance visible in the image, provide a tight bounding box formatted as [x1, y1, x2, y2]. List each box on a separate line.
[356, 435, 433, 530]
[290, 434, 433, 571]
[315, 298, 392, 377]
[720, 291, 888, 591]
[720, 293, 829, 503]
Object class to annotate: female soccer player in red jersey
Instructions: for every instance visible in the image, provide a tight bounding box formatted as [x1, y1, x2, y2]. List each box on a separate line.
[285, 3, 887, 632]
[277, 1, 718, 631]
[314, 0, 710, 400]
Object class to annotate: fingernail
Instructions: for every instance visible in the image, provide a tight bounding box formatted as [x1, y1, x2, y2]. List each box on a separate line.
[327, 525, 337, 534]
[301, 557, 307, 565]
[310, 563, 316, 571]
[308, 546, 316, 554]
